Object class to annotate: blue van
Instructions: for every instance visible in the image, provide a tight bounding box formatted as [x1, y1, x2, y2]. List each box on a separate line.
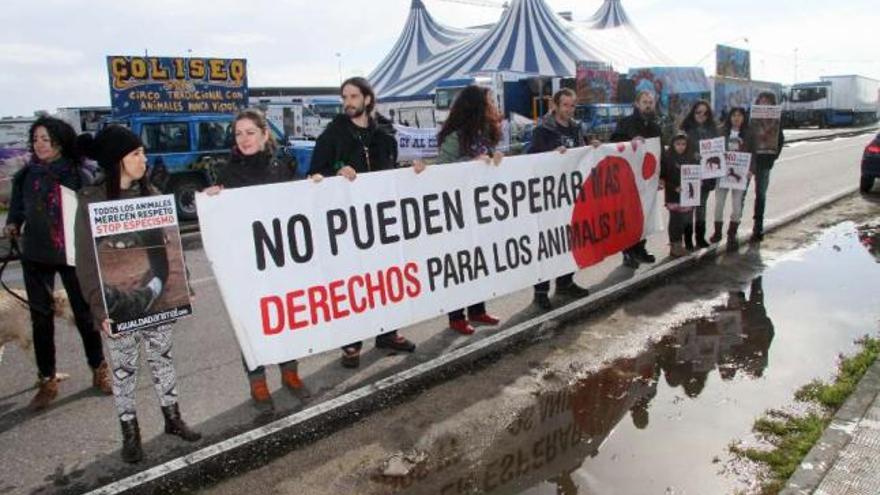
[575, 103, 634, 141]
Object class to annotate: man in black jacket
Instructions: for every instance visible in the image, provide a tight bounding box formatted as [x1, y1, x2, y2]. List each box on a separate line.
[609, 90, 662, 269]
[309, 77, 416, 368]
[529, 89, 591, 310]
[751, 92, 785, 242]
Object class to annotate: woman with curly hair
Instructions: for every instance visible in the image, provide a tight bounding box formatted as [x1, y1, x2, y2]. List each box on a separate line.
[4, 116, 111, 410]
[435, 85, 503, 335]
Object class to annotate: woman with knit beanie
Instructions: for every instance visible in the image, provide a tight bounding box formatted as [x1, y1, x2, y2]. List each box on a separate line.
[74, 125, 201, 464]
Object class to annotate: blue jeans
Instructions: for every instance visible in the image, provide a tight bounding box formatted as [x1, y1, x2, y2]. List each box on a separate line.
[753, 166, 772, 231]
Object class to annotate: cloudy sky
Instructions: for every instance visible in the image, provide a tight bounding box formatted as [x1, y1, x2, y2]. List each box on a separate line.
[1, 0, 878, 117]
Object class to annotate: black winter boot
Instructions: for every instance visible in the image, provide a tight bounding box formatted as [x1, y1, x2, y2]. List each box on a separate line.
[683, 224, 695, 251]
[710, 221, 724, 243]
[726, 222, 740, 251]
[751, 216, 764, 243]
[120, 418, 144, 464]
[162, 404, 202, 442]
[694, 222, 710, 248]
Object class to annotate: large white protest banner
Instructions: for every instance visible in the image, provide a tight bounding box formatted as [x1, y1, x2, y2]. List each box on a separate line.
[394, 125, 439, 161]
[198, 139, 662, 369]
[88, 195, 192, 334]
[699, 137, 727, 179]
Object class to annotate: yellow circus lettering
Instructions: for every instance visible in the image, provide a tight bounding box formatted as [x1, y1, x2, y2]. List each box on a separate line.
[130, 58, 148, 79]
[189, 59, 205, 79]
[150, 58, 169, 80]
[173, 58, 186, 79]
[208, 59, 228, 81]
[229, 60, 245, 82]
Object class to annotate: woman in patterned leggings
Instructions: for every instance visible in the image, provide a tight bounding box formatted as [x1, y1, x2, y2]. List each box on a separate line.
[74, 125, 201, 463]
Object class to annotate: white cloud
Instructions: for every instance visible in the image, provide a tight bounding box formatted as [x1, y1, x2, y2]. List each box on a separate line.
[0, 0, 878, 116]
[207, 33, 273, 46]
[0, 43, 84, 66]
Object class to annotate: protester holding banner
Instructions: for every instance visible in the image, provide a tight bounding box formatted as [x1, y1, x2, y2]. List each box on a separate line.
[3, 116, 111, 410]
[309, 77, 417, 368]
[750, 92, 785, 243]
[75, 126, 200, 463]
[204, 108, 309, 403]
[435, 84, 503, 335]
[610, 90, 661, 268]
[660, 132, 695, 258]
[527, 88, 591, 310]
[680, 100, 721, 249]
[712, 107, 755, 250]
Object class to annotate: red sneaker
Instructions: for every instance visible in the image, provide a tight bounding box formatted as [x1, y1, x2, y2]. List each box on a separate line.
[469, 313, 500, 326]
[449, 319, 475, 335]
[249, 378, 271, 403]
[281, 369, 311, 399]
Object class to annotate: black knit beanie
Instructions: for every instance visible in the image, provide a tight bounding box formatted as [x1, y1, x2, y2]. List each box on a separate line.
[77, 125, 143, 171]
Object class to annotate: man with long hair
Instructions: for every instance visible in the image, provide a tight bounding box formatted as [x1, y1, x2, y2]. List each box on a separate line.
[309, 77, 417, 369]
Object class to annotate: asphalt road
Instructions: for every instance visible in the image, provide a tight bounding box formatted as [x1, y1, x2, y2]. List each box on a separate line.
[0, 129, 875, 494]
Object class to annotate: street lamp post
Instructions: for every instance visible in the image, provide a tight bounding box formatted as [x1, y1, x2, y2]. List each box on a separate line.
[335, 53, 342, 84]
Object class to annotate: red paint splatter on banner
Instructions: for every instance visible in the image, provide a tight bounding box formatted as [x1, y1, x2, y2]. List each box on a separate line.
[616, 143, 626, 153]
[642, 152, 657, 180]
[570, 156, 644, 268]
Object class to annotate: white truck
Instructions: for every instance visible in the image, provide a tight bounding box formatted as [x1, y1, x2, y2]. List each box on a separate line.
[783, 75, 880, 128]
[258, 97, 341, 142]
[55, 106, 112, 134]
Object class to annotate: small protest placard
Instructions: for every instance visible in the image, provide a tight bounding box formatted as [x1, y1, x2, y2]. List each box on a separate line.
[679, 164, 702, 207]
[88, 194, 192, 334]
[720, 152, 751, 191]
[700, 137, 727, 179]
[61, 186, 77, 266]
[751, 105, 782, 155]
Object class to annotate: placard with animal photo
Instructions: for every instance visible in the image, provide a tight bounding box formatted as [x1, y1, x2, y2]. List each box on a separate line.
[699, 137, 727, 179]
[750, 105, 783, 155]
[719, 152, 751, 191]
[88, 195, 192, 334]
[679, 164, 702, 207]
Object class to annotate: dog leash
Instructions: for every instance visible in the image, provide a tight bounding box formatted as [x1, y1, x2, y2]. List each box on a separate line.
[0, 238, 54, 317]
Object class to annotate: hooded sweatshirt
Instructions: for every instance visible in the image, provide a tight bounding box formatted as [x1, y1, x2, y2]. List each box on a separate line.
[309, 113, 398, 177]
[529, 112, 585, 153]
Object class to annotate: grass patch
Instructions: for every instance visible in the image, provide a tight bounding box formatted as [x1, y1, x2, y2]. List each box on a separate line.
[729, 335, 880, 494]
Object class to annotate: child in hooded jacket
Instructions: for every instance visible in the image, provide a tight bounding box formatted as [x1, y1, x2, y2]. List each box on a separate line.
[660, 132, 695, 257]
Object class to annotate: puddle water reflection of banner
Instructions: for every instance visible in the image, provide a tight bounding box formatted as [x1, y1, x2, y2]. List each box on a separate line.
[198, 139, 661, 369]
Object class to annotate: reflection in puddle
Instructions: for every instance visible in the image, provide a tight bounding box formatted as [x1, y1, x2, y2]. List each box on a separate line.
[364, 221, 880, 495]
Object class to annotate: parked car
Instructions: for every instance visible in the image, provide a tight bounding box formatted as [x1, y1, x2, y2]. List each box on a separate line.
[861, 132, 880, 193]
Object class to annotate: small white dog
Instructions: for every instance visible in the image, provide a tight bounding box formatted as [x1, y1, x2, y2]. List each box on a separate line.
[0, 288, 75, 379]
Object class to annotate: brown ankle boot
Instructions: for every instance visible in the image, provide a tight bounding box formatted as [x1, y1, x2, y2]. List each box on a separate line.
[162, 403, 202, 442]
[93, 361, 113, 395]
[31, 376, 59, 410]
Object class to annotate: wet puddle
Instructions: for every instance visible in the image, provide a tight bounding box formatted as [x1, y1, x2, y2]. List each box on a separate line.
[365, 221, 880, 495]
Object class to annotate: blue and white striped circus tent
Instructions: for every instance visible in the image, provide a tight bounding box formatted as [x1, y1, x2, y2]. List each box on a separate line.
[380, 0, 605, 100]
[369, 0, 484, 96]
[569, 0, 673, 72]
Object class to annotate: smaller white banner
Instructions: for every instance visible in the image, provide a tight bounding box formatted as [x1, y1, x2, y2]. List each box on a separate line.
[394, 125, 439, 161]
[61, 186, 77, 266]
[700, 137, 727, 179]
[679, 165, 702, 207]
[88, 194, 192, 334]
[719, 152, 751, 191]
